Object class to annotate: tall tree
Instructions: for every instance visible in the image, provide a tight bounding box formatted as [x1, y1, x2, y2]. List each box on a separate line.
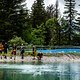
[64, 0, 76, 45]
[72, 4, 80, 45]
[0, 0, 27, 41]
[54, 0, 61, 45]
[45, 18, 60, 45]
[31, 0, 47, 28]
[46, 0, 60, 19]
[45, 0, 61, 45]
[46, 4, 55, 19]
[31, 23, 45, 45]
[75, 5, 80, 29]
[54, 0, 59, 19]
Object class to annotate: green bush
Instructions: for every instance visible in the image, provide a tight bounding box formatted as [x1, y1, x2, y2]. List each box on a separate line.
[8, 36, 26, 46]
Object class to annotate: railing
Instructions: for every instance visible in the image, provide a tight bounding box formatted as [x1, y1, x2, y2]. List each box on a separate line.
[8, 45, 80, 54]
[36, 46, 80, 50]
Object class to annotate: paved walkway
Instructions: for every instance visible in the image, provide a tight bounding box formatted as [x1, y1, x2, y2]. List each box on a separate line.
[0, 55, 80, 63]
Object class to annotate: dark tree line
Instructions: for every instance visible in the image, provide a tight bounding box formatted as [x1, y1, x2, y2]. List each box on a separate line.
[0, 0, 27, 41]
[0, 0, 80, 46]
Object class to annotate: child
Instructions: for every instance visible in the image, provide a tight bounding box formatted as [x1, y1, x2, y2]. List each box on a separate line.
[37, 52, 43, 60]
[10, 49, 16, 60]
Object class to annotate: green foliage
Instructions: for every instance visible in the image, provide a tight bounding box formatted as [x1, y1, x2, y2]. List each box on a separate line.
[46, 0, 60, 19]
[46, 4, 55, 19]
[8, 36, 25, 46]
[31, 23, 45, 45]
[22, 30, 32, 43]
[45, 18, 60, 45]
[31, 0, 47, 28]
[64, 0, 76, 22]
[0, 0, 80, 46]
[64, 0, 76, 44]
[0, 0, 27, 41]
[21, 18, 32, 43]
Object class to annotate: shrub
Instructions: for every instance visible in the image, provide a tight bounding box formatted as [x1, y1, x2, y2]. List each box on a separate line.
[8, 36, 26, 46]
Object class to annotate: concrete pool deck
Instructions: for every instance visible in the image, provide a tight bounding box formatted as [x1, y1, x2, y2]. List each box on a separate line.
[0, 54, 80, 63]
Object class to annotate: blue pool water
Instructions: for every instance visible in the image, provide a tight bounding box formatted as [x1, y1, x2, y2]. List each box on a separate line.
[37, 48, 80, 53]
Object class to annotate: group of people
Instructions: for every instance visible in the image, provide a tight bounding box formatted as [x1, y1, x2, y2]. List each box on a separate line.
[33, 46, 43, 60]
[11, 44, 25, 60]
[0, 41, 25, 60]
[0, 42, 43, 61]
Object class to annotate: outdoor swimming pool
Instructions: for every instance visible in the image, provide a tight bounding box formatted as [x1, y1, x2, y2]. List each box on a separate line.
[0, 62, 80, 80]
[37, 48, 80, 53]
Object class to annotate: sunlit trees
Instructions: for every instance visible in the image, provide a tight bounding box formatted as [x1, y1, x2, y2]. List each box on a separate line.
[31, 24, 45, 45]
[45, 18, 60, 45]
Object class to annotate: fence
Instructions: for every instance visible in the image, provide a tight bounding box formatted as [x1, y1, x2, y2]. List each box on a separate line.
[8, 45, 80, 54]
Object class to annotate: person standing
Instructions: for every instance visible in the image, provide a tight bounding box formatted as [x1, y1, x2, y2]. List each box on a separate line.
[12, 44, 17, 60]
[0, 42, 4, 59]
[3, 42, 8, 54]
[0, 42, 3, 54]
[32, 45, 36, 59]
[3, 42, 8, 59]
[20, 47, 25, 59]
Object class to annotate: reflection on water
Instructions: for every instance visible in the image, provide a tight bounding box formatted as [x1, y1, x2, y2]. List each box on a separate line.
[0, 62, 80, 80]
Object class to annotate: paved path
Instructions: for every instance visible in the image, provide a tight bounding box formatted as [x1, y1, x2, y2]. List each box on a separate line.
[0, 55, 80, 63]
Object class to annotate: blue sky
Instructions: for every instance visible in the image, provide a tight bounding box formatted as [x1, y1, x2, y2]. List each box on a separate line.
[26, 0, 80, 15]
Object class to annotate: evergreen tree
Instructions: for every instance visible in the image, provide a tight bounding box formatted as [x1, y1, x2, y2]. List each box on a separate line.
[45, 0, 61, 45]
[45, 18, 60, 45]
[75, 5, 80, 29]
[46, 4, 55, 19]
[54, 0, 59, 19]
[64, 0, 76, 45]
[0, 0, 27, 41]
[31, 0, 47, 28]
[72, 4, 80, 45]
[22, 12, 32, 43]
[60, 17, 71, 45]
[46, 0, 60, 19]
[31, 23, 45, 45]
[54, 0, 61, 45]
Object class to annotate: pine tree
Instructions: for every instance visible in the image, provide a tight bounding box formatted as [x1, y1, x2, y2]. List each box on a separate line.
[46, 4, 55, 19]
[54, 0, 61, 45]
[0, 0, 27, 41]
[46, 0, 60, 19]
[31, 0, 47, 28]
[72, 4, 80, 45]
[64, 0, 76, 45]
[45, 0, 61, 45]
[75, 5, 80, 29]
[54, 0, 59, 19]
